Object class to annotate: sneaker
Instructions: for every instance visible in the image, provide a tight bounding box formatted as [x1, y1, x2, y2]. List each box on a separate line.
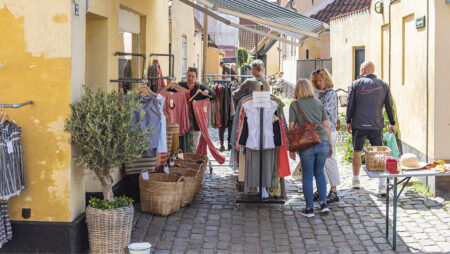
[352, 177, 360, 189]
[313, 191, 319, 201]
[379, 185, 387, 197]
[300, 208, 314, 217]
[326, 191, 340, 204]
[320, 203, 330, 214]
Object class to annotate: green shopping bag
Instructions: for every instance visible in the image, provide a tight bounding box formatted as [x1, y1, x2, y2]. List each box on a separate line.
[383, 132, 399, 159]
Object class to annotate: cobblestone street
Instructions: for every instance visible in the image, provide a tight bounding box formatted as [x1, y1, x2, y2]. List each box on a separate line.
[131, 127, 450, 254]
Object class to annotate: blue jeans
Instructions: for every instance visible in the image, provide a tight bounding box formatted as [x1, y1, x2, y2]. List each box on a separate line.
[299, 141, 329, 209]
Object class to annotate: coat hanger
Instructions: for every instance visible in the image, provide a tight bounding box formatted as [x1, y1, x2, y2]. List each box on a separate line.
[0, 112, 9, 124]
[163, 82, 189, 93]
[189, 89, 212, 102]
[138, 86, 156, 97]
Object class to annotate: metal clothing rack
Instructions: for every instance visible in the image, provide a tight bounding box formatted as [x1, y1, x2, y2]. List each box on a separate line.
[150, 53, 175, 78]
[110, 52, 148, 84]
[0, 101, 33, 108]
[235, 82, 285, 208]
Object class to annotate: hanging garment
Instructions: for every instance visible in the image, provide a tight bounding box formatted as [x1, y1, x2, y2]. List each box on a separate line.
[124, 156, 157, 175]
[192, 100, 225, 164]
[242, 99, 278, 150]
[245, 148, 277, 189]
[214, 85, 222, 128]
[158, 90, 190, 136]
[133, 95, 161, 157]
[119, 61, 132, 93]
[148, 64, 165, 92]
[0, 201, 12, 248]
[156, 65, 166, 91]
[0, 121, 26, 200]
[277, 115, 290, 178]
[208, 100, 215, 127]
[156, 95, 168, 154]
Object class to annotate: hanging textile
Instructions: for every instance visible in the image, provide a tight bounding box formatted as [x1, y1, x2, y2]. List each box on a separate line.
[192, 100, 225, 164]
[148, 64, 166, 92]
[119, 60, 132, 93]
[277, 115, 290, 178]
[158, 90, 189, 136]
[213, 85, 222, 128]
[0, 121, 25, 200]
[156, 95, 168, 165]
[0, 201, 12, 248]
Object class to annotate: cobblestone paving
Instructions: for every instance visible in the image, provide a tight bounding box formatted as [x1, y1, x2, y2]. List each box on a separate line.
[132, 127, 450, 254]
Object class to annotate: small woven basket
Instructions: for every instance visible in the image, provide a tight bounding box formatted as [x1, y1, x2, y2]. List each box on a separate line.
[169, 167, 199, 206]
[365, 146, 391, 171]
[174, 159, 205, 192]
[139, 173, 184, 216]
[86, 205, 134, 254]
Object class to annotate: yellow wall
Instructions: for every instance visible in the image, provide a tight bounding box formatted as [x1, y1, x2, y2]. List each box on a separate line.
[298, 33, 330, 59]
[265, 43, 280, 76]
[330, 0, 441, 159]
[0, 1, 72, 222]
[0, 0, 170, 222]
[170, 0, 196, 81]
[206, 47, 225, 76]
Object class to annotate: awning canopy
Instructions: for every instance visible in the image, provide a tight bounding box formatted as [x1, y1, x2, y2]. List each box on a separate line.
[197, 0, 328, 39]
[177, 0, 327, 47]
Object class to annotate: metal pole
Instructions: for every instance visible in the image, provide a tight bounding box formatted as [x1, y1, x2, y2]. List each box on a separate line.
[386, 178, 390, 241]
[202, 9, 208, 83]
[255, 25, 258, 60]
[393, 177, 398, 250]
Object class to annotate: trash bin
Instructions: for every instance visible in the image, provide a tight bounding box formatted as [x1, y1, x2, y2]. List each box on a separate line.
[128, 242, 152, 254]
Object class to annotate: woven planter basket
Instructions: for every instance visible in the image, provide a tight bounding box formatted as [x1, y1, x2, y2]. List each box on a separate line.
[86, 205, 134, 254]
[166, 131, 173, 155]
[169, 167, 199, 206]
[139, 173, 184, 216]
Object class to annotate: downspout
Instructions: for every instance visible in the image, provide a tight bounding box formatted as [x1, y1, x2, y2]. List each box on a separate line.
[426, 0, 429, 164]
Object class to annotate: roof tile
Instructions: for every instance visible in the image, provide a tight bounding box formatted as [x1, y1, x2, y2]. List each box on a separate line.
[311, 0, 371, 23]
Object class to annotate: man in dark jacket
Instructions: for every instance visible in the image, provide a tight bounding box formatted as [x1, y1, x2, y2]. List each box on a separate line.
[346, 61, 396, 196]
[179, 67, 216, 153]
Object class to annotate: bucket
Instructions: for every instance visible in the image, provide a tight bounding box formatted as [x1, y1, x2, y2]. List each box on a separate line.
[128, 242, 152, 254]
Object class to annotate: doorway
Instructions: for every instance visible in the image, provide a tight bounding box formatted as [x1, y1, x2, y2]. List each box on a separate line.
[85, 13, 108, 91]
[353, 47, 365, 80]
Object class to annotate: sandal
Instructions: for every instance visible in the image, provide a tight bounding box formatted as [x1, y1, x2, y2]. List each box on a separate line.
[326, 191, 340, 204]
[313, 191, 319, 201]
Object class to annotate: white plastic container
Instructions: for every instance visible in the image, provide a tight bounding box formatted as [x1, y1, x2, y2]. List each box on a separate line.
[128, 242, 152, 254]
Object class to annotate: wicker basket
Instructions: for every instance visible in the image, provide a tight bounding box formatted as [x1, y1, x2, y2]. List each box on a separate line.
[365, 146, 391, 171]
[86, 205, 134, 254]
[139, 173, 184, 216]
[169, 167, 199, 206]
[173, 159, 205, 192]
[166, 131, 173, 155]
[168, 123, 180, 154]
[178, 152, 207, 164]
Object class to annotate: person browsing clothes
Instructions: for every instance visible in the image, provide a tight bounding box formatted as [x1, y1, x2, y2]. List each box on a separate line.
[232, 59, 270, 105]
[179, 67, 216, 153]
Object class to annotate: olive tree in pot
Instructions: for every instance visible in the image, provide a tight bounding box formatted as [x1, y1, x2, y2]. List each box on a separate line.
[65, 87, 150, 253]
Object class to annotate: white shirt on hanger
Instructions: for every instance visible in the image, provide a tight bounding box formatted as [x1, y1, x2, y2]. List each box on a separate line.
[242, 99, 278, 150]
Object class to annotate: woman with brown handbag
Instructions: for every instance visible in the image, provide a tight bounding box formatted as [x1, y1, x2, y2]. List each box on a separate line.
[288, 79, 333, 217]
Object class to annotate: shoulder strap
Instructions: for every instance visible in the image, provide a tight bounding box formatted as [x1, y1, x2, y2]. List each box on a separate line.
[295, 100, 309, 124]
[319, 89, 331, 99]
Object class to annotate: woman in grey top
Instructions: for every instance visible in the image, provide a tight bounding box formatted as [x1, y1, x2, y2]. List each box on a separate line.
[289, 79, 332, 217]
[311, 68, 340, 203]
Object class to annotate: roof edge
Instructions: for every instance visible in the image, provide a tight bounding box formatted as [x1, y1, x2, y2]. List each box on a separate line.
[329, 5, 371, 22]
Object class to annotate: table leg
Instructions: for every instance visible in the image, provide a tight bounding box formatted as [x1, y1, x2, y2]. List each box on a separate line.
[386, 178, 390, 240]
[393, 177, 398, 250]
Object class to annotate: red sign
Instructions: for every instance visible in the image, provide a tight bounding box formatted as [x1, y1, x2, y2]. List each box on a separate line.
[217, 45, 236, 59]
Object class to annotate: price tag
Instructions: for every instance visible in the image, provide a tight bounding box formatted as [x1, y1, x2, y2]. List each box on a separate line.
[169, 99, 174, 107]
[203, 106, 207, 113]
[142, 171, 149, 180]
[178, 153, 184, 160]
[252, 91, 271, 108]
[7, 141, 13, 154]
[164, 165, 169, 174]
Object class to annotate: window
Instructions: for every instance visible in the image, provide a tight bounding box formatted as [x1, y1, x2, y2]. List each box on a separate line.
[353, 46, 365, 80]
[181, 35, 187, 80]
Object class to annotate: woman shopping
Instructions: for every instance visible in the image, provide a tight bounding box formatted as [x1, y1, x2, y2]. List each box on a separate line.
[311, 68, 340, 204]
[289, 79, 333, 217]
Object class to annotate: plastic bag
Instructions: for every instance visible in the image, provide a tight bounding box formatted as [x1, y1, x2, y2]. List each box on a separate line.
[383, 132, 399, 159]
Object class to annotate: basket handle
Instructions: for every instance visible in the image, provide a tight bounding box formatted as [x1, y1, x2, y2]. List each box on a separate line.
[176, 176, 184, 184]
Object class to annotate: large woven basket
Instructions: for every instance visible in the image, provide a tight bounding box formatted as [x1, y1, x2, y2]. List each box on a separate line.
[169, 167, 199, 207]
[365, 146, 391, 171]
[86, 205, 134, 254]
[139, 173, 184, 216]
[178, 152, 207, 164]
[166, 131, 173, 156]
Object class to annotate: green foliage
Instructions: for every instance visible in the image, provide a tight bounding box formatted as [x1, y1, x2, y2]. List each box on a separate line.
[64, 86, 151, 178]
[237, 47, 248, 67]
[406, 181, 433, 197]
[89, 196, 134, 210]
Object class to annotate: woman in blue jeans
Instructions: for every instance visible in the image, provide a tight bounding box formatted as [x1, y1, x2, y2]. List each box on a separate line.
[289, 79, 333, 217]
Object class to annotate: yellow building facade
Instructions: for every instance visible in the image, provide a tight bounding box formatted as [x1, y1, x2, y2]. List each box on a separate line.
[0, 0, 170, 252]
[330, 0, 450, 192]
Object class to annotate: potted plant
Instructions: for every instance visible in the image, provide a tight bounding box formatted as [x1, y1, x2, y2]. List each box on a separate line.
[65, 87, 150, 253]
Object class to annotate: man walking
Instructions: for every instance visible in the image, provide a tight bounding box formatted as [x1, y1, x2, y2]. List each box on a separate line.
[232, 59, 270, 104]
[346, 61, 396, 196]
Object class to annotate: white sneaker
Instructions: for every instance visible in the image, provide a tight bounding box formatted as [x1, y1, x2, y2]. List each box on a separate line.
[352, 177, 360, 189]
[379, 185, 387, 197]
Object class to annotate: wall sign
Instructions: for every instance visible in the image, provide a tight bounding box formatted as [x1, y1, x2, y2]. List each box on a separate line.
[416, 16, 426, 29]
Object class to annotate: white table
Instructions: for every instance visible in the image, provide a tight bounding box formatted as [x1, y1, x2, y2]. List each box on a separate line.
[363, 166, 449, 250]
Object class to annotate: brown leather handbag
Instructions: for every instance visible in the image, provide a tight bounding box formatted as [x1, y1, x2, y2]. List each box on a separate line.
[287, 101, 321, 152]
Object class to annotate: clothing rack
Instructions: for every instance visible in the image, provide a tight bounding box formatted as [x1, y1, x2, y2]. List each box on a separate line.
[235, 82, 285, 208]
[150, 53, 175, 78]
[0, 101, 33, 108]
[110, 52, 147, 83]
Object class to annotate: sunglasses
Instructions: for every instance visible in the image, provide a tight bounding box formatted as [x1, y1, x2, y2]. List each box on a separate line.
[188, 67, 198, 72]
[313, 68, 324, 74]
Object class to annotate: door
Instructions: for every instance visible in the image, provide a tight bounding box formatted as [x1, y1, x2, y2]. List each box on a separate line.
[354, 47, 365, 80]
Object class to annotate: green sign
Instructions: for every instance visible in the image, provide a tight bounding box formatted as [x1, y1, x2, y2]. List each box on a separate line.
[416, 16, 426, 29]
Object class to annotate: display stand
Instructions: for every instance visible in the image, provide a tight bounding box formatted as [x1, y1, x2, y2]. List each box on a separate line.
[235, 82, 285, 207]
